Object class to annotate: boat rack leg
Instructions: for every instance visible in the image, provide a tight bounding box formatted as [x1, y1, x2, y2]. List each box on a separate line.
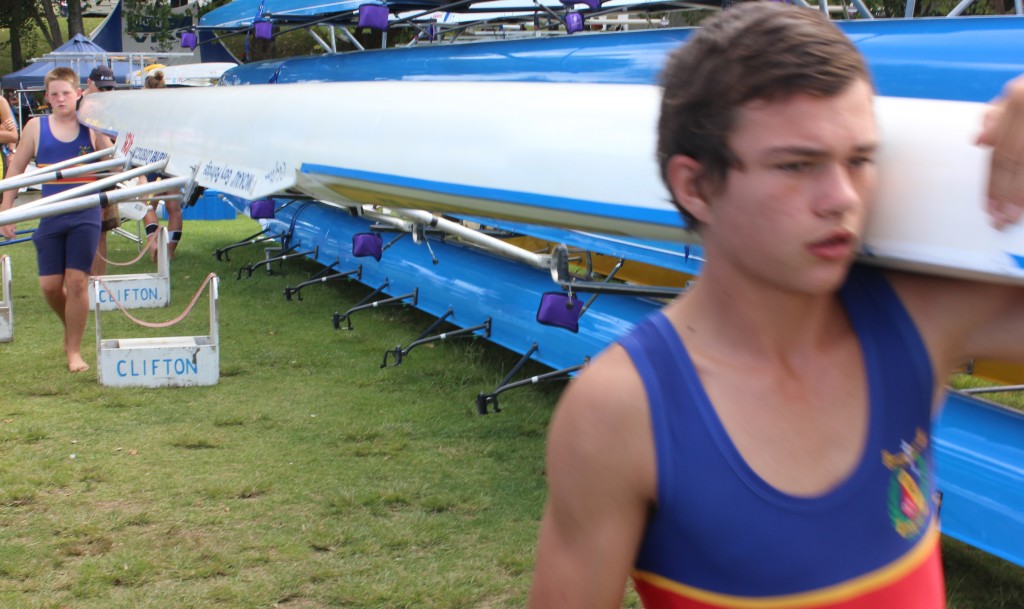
[284, 263, 362, 301]
[214, 228, 284, 262]
[332, 282, 418, 331]
[381, 311, 491, 368]
[238, 246, 318, 279]
[476, 348, 588, 414]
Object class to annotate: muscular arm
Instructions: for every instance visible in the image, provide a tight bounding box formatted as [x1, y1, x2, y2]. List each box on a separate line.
[890, 273, 1024, 399]
[528, 346, 655, 609]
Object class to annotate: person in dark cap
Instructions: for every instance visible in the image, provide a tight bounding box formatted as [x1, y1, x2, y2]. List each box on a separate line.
[85, 66, 116, 95]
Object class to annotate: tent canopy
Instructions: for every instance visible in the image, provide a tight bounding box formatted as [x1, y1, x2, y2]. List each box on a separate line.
[1, 34, 134, 90]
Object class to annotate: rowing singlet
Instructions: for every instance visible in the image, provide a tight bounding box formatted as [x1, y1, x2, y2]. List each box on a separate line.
[621, 265, 945, 609]
[37, 116, 98, 196]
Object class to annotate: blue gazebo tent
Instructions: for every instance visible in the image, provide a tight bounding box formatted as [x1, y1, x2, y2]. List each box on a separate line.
[1, 34, 134, 90]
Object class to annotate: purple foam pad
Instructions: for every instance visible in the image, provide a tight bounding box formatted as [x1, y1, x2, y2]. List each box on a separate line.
[180, 31, 197, 50]
[352, 232, 383, 261]
[565, 11, 584, 34]
[358, 4, 390, 31]
[254, 19, 273, 40]
[249, 199, 275, 219]
[536, 292, 583, 333]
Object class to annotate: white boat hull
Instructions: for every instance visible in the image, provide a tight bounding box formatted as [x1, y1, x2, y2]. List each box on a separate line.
[78, 81, 1024, 284]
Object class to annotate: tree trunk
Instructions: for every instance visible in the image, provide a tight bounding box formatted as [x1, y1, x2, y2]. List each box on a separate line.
[36, 0, 66, 49]
[7, 27, 28, 72]
[67, 0, 86, 39]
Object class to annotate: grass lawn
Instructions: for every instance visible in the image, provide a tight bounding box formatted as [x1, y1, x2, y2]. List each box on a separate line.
[0, 216, 1021, 607]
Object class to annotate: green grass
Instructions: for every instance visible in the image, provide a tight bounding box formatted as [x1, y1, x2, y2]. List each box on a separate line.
[0, 216, 1021, 607]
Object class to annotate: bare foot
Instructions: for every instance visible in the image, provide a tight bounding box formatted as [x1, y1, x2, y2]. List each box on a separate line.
[68, 353, 90, 373]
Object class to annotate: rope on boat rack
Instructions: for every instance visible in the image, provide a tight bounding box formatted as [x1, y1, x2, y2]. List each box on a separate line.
[97, 234, 155, 267]
[98, 272, 217, 329]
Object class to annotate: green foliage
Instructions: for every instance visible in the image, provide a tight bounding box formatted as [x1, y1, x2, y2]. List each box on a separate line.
[123, 0, 191, 52]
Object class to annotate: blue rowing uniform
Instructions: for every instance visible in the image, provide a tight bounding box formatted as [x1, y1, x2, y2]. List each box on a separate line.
[620, 265, 945, 609]
[31, 116, 100, 275]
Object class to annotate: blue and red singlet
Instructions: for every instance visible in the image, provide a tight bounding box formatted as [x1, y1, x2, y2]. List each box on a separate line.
[620, 265, 945, 609]
[36, 115, 99, 200]
[31, 116, 101, 275]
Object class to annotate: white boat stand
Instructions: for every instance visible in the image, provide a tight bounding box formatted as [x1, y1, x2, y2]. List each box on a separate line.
[90, 226, 171, 311]
[95, 274, 220, 388]
[0, 255, 12, 343]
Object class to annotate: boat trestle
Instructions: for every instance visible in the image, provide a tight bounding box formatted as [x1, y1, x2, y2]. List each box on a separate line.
[380, 308, 492, 368]
[332, 281, 417, 331]
[284, 261, 362, 302]
[0, 255, 12, 343]
[89, 227, 172, 311]
[476, 343, 588, 415]
[95, 274, 220, 388]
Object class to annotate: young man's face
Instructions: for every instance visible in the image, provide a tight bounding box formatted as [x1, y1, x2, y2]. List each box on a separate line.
[700, 78, 878, 294]
[46, 79, 81, 117]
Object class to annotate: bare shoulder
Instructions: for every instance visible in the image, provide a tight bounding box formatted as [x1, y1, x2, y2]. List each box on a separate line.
[21, 117, 41, 141]
[547, 344, 655, 501]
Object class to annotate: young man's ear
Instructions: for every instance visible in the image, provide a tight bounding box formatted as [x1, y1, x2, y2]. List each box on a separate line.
[665, 155, 713, 225]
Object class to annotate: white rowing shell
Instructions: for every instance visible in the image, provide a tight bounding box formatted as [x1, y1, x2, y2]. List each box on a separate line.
[78, 81, 1024, 284]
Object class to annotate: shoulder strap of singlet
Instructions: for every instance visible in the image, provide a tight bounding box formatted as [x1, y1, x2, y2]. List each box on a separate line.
[619, 311, 696, 506]
[839, 265, 933, 392]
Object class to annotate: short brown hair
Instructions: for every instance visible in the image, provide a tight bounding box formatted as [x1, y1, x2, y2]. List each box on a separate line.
[657, 3, 872, 227]
[44, 67, 79, 92]
[145, 70, 166, 89]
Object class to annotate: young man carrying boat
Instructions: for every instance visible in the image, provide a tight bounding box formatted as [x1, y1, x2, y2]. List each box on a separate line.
[0, 67, 113, 372]
[527, 4, 1024, 608]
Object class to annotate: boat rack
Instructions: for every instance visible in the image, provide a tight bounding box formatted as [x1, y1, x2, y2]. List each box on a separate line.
[381, 308, 492, 368]
[0, 255, 12, 343]
[95, 274, 221, 388]
[90, 227, 171, 311]
[477, 344, 588, 414]
[332, 281, 417, 331]
[284, 261, 362, 301]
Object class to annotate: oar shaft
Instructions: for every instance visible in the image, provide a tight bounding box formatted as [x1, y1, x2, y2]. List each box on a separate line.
[0, 157, 127, 193]
[9, 160, 170, 215]
[0, 177, 188, 226]
[14, 146, 114, 180]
